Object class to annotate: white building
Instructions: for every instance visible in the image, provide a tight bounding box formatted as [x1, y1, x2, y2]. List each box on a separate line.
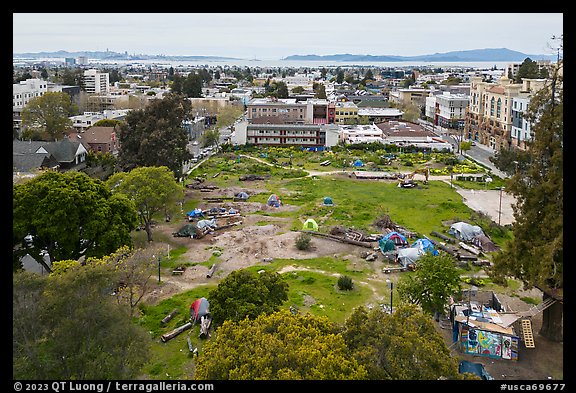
[425, 92, 469, 130]
[511, 95, 532, 148]
[83, 69, 110, 95]
[339, 123, 383, 144]
[13, 78, 49, 133]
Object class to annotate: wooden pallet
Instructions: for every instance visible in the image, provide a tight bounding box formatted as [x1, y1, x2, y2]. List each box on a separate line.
[521, 319, 535, 348]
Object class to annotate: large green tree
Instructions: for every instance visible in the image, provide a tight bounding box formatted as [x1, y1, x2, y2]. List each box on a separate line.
[106, 166, 183, 242]
[396, 253, 462, 319]
[194, 310, 367, 380]
[342, 304, 461, 380]
[13, 264, 150, 379]
[207, 269, 288, 325]
[13, 171, 138, 267]
[116, 93, 192, 177]
[490, 60, 563, 341]
[20, 91, 77, 141]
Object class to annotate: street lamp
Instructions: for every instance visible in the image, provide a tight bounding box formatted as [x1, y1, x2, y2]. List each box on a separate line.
[386, 279, 393, 314]
[153, 254, 161, 284]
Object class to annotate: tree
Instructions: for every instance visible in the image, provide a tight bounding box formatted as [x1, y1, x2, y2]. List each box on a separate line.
[106, 166, 183, 242]
[13, 265, 150, 379]
[21, 91, 77, 141]
[490, 58, 563, 341]
[194, 310, 367, 380]
[514, 57, 540, 83]
[396, 253, 461, 319]
[183, 72, 203, 98]
[342, 304, 461, 380]
[116, 93, 192, 177]
[13, 171, 138, 266]
[201, 129, 220, 148]
[207, 269, 288, 325]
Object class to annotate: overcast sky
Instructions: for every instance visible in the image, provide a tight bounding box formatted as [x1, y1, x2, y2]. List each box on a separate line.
[13, 13, 563, 59]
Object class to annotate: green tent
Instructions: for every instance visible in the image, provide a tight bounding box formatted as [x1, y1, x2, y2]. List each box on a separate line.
[173, 223, 196, 237]
[323, 196, 334, 206]
[378, 238, 396, 253]
[302, 218, 319, 231]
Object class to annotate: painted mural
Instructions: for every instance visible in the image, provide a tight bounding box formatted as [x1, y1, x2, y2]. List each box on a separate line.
[460, 325, 519, 360]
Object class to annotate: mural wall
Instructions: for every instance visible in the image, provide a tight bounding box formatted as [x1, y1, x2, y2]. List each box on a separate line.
[459, 324, 519, 360]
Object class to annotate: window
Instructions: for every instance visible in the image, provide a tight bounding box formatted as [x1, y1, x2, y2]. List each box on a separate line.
[496, 98, 501, 118]
[490, 97, 495, 116]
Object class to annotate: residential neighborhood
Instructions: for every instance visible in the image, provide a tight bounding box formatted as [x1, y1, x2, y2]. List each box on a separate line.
[12, 13, 562, 384]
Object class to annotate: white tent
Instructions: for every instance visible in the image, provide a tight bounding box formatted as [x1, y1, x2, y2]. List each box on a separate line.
[397, 247, 424, 269]
[448, 222, 484, 242]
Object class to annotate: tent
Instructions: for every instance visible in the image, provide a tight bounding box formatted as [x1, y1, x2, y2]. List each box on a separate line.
[411, 238, 439, 256]
[378, 238, 396, 253]
[173, 224, 197, 237]
[471, 234, 500, 252]
[234, 191, 249, 200]
[302, 218, 319, 231]
[190, 297, 210, 323]
[353, 159, 364, 167]
[396, 247, 424, 269]
[382, 231, 408, 247]
[322, 196, 334, 206]
[267, 194, 281, 207]
[448, 222, 484, 241]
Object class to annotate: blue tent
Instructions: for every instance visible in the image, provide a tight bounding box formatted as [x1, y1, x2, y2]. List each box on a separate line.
[382, 231, 408, 247]
[458, 361, 494, 380]
[353, 159, 364, 167]
[411, 238, 439, 256]
[186, 208, 204, 219]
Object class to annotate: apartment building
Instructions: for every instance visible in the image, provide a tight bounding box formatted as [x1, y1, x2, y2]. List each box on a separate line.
[464, 76, 546, 151]
[505, 60, 552, 80]
[83, 69, 110, 95]
[389, 87, 431, 107]
[425, 92, 469, 130]
[510, 79, 548, 150]
[339, 123, 383, 144]
[247, 97, 307, 124]
[334, 100, 358, 124]
[13, 78, 49, 133]
[245, 123, 339, 148]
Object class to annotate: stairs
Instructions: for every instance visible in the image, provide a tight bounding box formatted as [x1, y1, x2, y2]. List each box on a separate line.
[521, 319, 535, 348]
[519, 297, 557, 318]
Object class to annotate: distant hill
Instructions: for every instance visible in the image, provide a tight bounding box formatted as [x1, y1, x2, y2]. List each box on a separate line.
[12, 50, 242, 61]
[283, 48, 556, 62]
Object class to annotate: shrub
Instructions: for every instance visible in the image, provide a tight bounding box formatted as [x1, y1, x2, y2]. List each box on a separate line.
[337, 275, 353, 290]
[295, 233, 312, 250]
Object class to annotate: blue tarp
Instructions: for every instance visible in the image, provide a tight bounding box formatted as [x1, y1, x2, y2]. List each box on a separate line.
[382, 231, 408, 246]
[458, 361, 494, 380]
[186, 208, 204, 218]
[411, 238, 439, 256]
[353, 159, 364, 167]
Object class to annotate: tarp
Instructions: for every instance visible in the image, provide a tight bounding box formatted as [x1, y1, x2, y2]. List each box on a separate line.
[267, 194, 281, 207]
[378, 238, 396, 253]
[323, 196, 334, 206]
[396, 247, 424, 268]
[472, 234, 500, 252]
[458, 361, 494, 380]
[448, 222, 484, 241]
[174, 224, 196, 237]
[190, 297, 210, 323]
[382, 231, 408, 247]
[186, 208, 204, 218]
[196, 218, 217, 229]
[302, 218, 319, 231]
[411, 238, 439, 256]
[353, 159, 364, 167]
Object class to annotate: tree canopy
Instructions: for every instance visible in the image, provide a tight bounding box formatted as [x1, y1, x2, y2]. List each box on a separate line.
[116, 93, 192, 177]
[13, 170, 138, 266]
[13, 264, 150, 379]
[194, 310, 367, 380]
[106, 166, 183, 242]
[20, 91, 77, 141]
[207, 269, 288, 325]
[342, 304, 461, 380]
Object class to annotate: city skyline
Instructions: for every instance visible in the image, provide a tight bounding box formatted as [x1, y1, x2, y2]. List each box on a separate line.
[13, 13, 563, 60]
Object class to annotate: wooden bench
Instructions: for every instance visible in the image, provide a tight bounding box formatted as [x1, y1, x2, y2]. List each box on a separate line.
[172, 269, 184, 275]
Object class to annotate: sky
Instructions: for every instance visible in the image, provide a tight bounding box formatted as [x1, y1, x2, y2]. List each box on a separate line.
[13, 13, 563, 60]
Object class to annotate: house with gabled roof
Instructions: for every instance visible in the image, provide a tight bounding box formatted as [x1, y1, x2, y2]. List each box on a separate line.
[67, 125, 119, 155]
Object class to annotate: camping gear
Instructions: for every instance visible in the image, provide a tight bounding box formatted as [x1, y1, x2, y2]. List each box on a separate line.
[302, 218, 319, 231]
[396, 247, 424, 269]
[196, 219, 217, 229]
[458, 361, 494, 380]
[378, 238, 396, 253]
[448, 222, 484, 241]
[173, 224, 197, 237]
[234, 191, 249, 201]
[411, 238, 439, 256]
[353, 159, 364, 167]
[381, 231, 408, 247]
[322, 196, 334, 206]
[267, 194, 281, 207]
[471, 234, 500, 252]
[190, 297, 210, 323]
[186, 208, 204, 221]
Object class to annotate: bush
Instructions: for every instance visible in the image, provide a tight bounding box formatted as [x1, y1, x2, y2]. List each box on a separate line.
[337, 275, 353, 290]
[295, 233, 312, 250]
